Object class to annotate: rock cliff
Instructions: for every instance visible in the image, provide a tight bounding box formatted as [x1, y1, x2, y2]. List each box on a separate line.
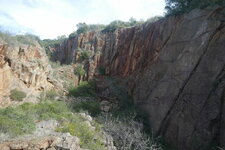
[0, 41, 55, 104]
[52, 7, 225, 150]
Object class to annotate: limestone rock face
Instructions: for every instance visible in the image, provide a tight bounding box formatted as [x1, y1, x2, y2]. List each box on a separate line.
[52, 7, 225, 150]
[0, 42, 54, 101]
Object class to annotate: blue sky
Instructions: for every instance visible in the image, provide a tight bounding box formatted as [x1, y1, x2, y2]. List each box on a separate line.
[0, 0, 165, 39]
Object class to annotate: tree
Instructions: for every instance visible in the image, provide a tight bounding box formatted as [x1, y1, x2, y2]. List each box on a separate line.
[102, 20, 130, 33]
[165, 0, 225, 16]
[57, 35, 67, 40]
[129, 17, 138, 26]
[76, 23, 89, 34]
[76, 23, 105, 34]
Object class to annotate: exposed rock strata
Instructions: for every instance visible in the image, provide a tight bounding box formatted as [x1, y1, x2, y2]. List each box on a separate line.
[0, 42, 55, 102]
[52, 7, 225, 150]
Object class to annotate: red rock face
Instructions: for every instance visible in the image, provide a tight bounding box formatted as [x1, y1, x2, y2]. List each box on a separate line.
[52, 8, 225, 150]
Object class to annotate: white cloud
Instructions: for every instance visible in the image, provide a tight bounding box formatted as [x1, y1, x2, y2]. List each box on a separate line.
[0, 0, 165, 39]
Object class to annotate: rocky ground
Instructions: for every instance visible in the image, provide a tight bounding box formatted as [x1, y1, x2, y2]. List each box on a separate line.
[0, 108, 116, 150]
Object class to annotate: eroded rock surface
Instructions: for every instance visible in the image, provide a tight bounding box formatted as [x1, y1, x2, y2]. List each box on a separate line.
[52, 8, 225, 150]
[0, 41, 58, 104]
[0, 45, 11, 95]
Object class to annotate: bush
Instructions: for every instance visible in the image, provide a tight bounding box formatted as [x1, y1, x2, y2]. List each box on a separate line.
[69, 32, 77, 38]
[56, 121, 105, 150]
[101, 19, 144, 33]
[0, 107, 35, 136]
[74, 64, 85, 76]
[32, 101, 71, 120]
[76, 23, 106, 34]
[0, 31, 40, 46]
[49, 61, 61, 68]
[80, 50, 92, 60]
[101, 20, 127, 33]
[76, 23, 89, 34]
[73, 101, 101, 116]
[165, 0, 225, 16]
[69, 81, 96, 97]
[0, 101, 106, 150]
[0, 101, 71, 136]
[10, 89, 26, 101]
[45, 89, 59, 100]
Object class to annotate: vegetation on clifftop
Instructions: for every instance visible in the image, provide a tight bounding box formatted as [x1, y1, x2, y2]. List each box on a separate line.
[0, 31, 40, 46]
[165, 0, 225, 16]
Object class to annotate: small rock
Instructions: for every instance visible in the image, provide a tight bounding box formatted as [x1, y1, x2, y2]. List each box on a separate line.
[83, 121, 92, 128]
[78, 113, 86, 118]
[78, 113, 93, 122]
[54, 133, 81, 150]
[85, 115, 93, 122]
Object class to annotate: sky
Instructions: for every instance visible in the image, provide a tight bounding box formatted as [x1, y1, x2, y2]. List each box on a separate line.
[0, 0, 166, 39]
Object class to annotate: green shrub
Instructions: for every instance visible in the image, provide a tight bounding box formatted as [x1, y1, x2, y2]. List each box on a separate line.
[77, 23, 89, 34]
[74, 64, 85, 76]
[0, 100, 106, 150]
[0, 31, 40, 46]
[56, 121, 105, 150]
[69, 81, 96, 97]
[0, 106, 35, 136]
[69, 32, 77, 38]
[45, 89, 59, 100]
[80, 50, 91, 60]
[10, 89, 26, 101]
[101, 19, 144, 33]
[73, 101, 101, 116]
[0, 101, 72, 136]
[76, 22, 106, 34]
[49, 61, 61, 68]
[15, 34, 38, 46]
[33, 101, 70, 120]
[165, 0, 225, 16]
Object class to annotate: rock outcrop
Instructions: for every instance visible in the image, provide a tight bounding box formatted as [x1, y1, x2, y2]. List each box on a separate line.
[0, 45, 11, 95]
[0, 114, 117, 150]
[52, 7, 225, 150]
[0, 41, 55, 103]
[0, 134, 83, 150]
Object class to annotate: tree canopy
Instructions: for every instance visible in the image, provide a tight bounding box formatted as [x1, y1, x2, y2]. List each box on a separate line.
[76, 23, 106, 34]
[102, 18, 144, 33]
[165, 0, 225, 16]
